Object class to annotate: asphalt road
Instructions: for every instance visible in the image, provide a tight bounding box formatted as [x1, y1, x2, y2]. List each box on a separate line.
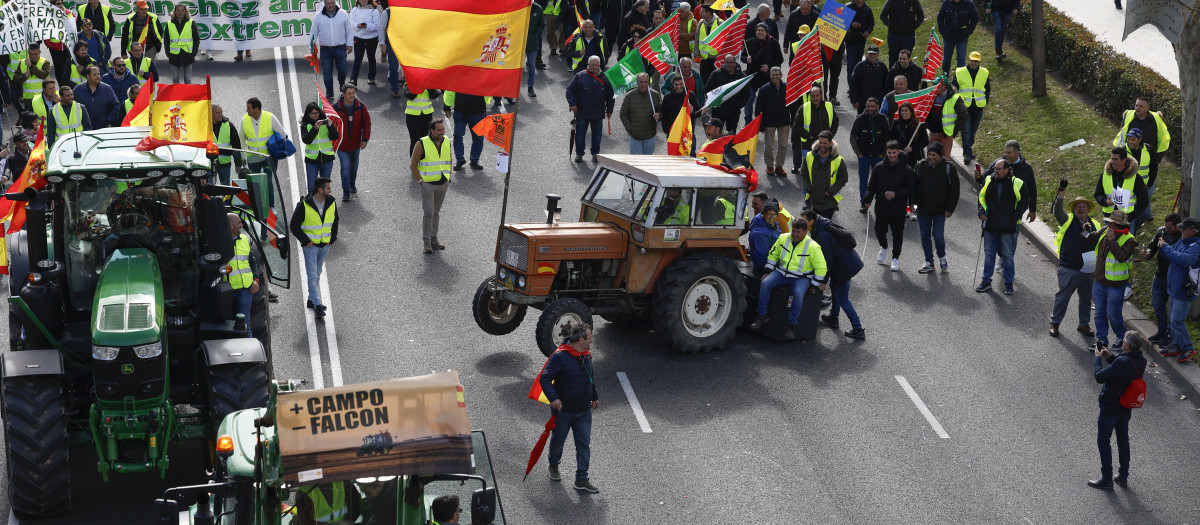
[2, 45, 1200, 524]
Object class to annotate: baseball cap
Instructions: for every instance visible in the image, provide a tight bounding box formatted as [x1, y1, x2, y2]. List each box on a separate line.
[1181, 218, 1200, 231]
[866, 45, 880, 54]
[706, 117, 724, 129]
[136, 0, 149, 8]
[968, 51, 982, 61]
[1126, 128, 1143, 139]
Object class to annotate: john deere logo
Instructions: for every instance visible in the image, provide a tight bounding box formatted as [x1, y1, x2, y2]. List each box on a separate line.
[121, 364, 135, 374]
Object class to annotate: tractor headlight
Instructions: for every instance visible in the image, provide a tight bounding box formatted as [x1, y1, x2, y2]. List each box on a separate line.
[498, 268, 507, 280]
[133, 342, 162, 359]
[92, 346, 120, 360]
[517, 276, 526, 288]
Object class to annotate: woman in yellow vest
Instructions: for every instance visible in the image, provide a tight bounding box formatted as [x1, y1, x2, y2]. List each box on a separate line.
[300, 102, 340, 193]
[166, 4, 200, 83]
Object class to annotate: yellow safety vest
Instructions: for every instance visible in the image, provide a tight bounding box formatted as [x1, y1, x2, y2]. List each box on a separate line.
[7, 50, 25, 78]
[297, 484, 349, 523]
[661, 200, 691, 225]
[766, 235, 827, 281]
[955, 66, 988, 108]
[33, 95, 52, 118]
[940, 94, 961, 135]
[1126, 145, 1151, 185]
[1097, 232, 1135, 282]
[128, 13, 163, 52]
[130, 56, 153, 84]
[78, 3, 113, 37]
[301, 199, 337, 244]
[242, 112, 274, 155]
[572, 35, 606, 70]
[52, 103, 83, 137]
[977, 176, 1024, 215]
[215, 121, 233, 165]
[303, 122, 333, 160]
[544, 0, 562, 16]
[1113, 109, 1170, 153]
[226, 234, 253, 289]
[801, 101, 834, 134]
[1100, 171, 1138, 215]
[804, 152, 843, 203]
[697, 17, 723, 58]
[124, 98, 133, 114]
[716, 197, 736, 225]
[418, 135, 452, 183]
[1054, 213, 1101, 257]
[69, 61, 87, 86]
[167, 20, 195, 55]
[17, 58, 49, 99]
[404, 90, 433, 115]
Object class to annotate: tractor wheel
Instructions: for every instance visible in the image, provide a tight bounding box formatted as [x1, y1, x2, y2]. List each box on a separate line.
[472, 277, 526, 336]
[251, 289, 272, 360]
[2, 375, 70, 518]
[535, 298, 592, 356]
[652, 253, 747, 354]
[207, 362, 270, 434]
[599, 312, 649, 326]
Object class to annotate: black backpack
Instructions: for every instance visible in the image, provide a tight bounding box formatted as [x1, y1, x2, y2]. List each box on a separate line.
[827, 221, 857, 250]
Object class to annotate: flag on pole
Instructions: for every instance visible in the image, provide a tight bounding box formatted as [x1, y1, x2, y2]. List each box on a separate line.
[388, 0, 532, 98]
[698, 114, 761, 166]
[563, 0, 587, 47]
[667, 100, 693, 156]
[636, 10, 680, 75]
[786, 29, 822, 106]
[472, 112, 515, 152]
[1, 124, 48, 235]
[710, 0, 737, 11]
[699, 5, 748, 60]
[703, 74, 753, 109]
[304, 32, 320, 74]
[922, 26, 944, 82]
[604, 50, 646, 97]
[316, 82, 345, 151]
[892, 78, 943, 122]
[135, 80, 214, 151]
[121, 77, 153, 126]
[815, 1, 856, 51]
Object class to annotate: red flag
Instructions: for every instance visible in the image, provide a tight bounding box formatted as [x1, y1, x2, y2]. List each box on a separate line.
[636, 11, 680, 75]
[121, 77, 154, 126]
[786, 31, 822, 106]
[316, 81, 345, 152]
[892, 79, 942, 123]
[710, 7, 748, 60]
[922, 27, 944, 83]
[2, 124, 48, 235]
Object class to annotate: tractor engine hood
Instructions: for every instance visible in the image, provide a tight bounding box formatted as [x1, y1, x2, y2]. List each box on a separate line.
[501, 222, 628, 264]
[91, 248, 165, 347]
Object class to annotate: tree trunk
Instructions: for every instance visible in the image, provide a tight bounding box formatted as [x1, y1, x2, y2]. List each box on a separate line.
[1031, 0, 1046, 97]
[1180, 8, 1199, 216]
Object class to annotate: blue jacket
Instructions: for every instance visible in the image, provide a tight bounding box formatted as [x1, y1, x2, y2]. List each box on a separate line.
[73, 82, 121, 128]
[811, 216, 863, 284]
[748, 213, 781, 272]
[77, 30, 112, 68]
[1094, 350, 1146, 416]
[1161, 235, 1200, 300]
[539, 345, 599, 414]
[566, 70, 615, 121]
[754, 81, 789, 128]
[937, 0, 978, 42]
[102, 70, 139, 104]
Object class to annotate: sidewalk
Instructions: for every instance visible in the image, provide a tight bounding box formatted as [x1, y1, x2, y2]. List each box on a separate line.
[1042, 0, 1180, 87]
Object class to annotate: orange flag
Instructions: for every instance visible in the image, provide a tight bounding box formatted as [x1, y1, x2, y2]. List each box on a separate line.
[2, 124, 48, 235]
[472, 112, 515, 153]
[121, 77, 154, 126]
[135, 80, 214, 151]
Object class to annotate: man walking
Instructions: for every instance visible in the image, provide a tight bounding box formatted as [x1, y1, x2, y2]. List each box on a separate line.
[927, 82, 967, 157]
[290, 177, 338, 319]
[937, 0, 978, 75]
[1158, 217, 1200, 362]
[888, 50, 924, 92]
[981, 140, 1037, 221]
[73, 65, 120, 128]
[526, 2, 545, 98]
[444, 91, 489, 171]
[409, 119, 451, 254]
[805, 210, 867, 340]
[241, 97, 286, 204]
[1088, 331, 1148, 490]
[211, 105, 244, 185]
[848, 45, 888, 113]
[1125, 129, 1156, 232]
[707, 55, 750, 134]
[1094, 148, 1148, 230]
[880, 0, 925, 67]
[569, 20, 608, 72]
[749, 218, 829, 340]
[913, 142, 959, 273]
[843, 0, 875, 77]
[755, 67, 788, 175]
[986, 0, 1019, 59]
[1113, 97, 1171, 184]
[791, 86, 838, 176]
[949, 51, 989, 161]
[799, 130, 848, 219]
[850, 97, 889, 211]
[619, 72, 661, 155]
[1143, 213, 1182, 347]
[404, 88, 439, 154]
[863, 141, 915, 271]
[333, 83, 371, 200]
[566, 56, 614, 163]
[1049, 193, 1101, 339]
[312, 0, 354, 99]
[1088, 210, 1138, 351]
[976, 159, 1026, 294]
[540, 321, 600, 493]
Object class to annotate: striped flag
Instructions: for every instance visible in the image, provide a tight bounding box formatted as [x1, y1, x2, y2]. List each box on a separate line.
[699, 114, 761, 166]
[703, 74, 753, 109]
[121, 77, 153, 126]
[316, 82, 345, 152]
[698, 5, 748, 60]
[1, 124, 47, 236]
[786, 29, 822, 106]
[892, 78, 943, 122]
[135, 80, 214, 151]
[922, 26, 943, 82]
[636, 11, 680, 75]
[667, 100, 693, 156]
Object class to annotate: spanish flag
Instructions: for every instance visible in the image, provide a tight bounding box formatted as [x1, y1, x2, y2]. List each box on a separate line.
[666, 101, 692, 156]
[121, 77, 153, 127]
[472, 112, 515, 153]
[698, 114, 761, 167]
[1, 124, 48, 236]
[135, 80, 213, 151]
[388, 0, 531, 99]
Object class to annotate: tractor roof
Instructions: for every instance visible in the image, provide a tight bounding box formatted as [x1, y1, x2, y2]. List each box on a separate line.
[596, 154, 748, 189]
[46, 127, 212, 180]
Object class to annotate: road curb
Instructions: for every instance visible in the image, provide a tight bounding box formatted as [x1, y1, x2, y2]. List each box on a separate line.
[941, 146, 1200, 407]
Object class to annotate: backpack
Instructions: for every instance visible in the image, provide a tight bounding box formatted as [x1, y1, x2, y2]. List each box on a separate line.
[1119, 359, 1146, 409]
[837, 245, 864, 279]
[827, 221, 857, 250]
[1186, 265, 1200, 298]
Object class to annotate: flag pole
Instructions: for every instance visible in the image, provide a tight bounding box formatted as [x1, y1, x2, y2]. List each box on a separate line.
[497, 51, 527, 230]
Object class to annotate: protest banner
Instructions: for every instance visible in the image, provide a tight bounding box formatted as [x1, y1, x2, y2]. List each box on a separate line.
[815, 0, 855, 50]
[0, 1, 26, 55]
[105, 0, 328, 51]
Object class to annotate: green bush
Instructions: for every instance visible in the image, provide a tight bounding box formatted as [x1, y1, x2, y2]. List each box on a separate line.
[977, 2, 1182, 159]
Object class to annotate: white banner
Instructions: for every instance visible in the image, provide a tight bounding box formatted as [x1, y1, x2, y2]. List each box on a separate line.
[25, 0, 74, 45]
[0, 1, 25, 55]
[106, 0, 359, 52]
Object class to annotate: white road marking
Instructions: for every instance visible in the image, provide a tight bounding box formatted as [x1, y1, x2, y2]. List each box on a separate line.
[616, 372, 652, 433]
[895, 375, 950, 439]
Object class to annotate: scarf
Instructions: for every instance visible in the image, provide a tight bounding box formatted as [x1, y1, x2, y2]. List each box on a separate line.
[557, 343, 590, 358]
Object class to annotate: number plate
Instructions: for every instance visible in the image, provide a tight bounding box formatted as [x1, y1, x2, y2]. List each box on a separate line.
[506, 250, 520, 267]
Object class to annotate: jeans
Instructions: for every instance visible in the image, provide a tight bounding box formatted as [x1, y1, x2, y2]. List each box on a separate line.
[525, 50, 537, 90]
[1169, 297, 1194, 352]
[234, 288, 252, 337]
[171, 63, 192, 84]
[352, 37, 378, 82]
[1092, 282, 1127, 345]
[757, 271, 811, 325]
[1051, 266, 1095, 326]
[942, 39, 970, 75]
[302, 244, 329, 307]
[385, 36, 401, 93]
[453, 111, 485, 162]
[305, 161, 333, 193]
[215, 163, 232, 185]
[547, 409, 592, 480]
[857, 156, 881, 204]
[743, 89, 757, 126]
[1132, 182, 1155, 234]
[337, 150, 360, 191]
[886, 34, 916, 68]
[992, 12, 1013, 52]
[1097, 412, 1131, 481]
[917, 212, 946, 263]
[628, 136, 655, 154]
[575, 117, 603, 156]
[961, 108, 984, 158]
[1151, 276, 1169, 336]
[829, 280, 861, 329]
[981, 231, 1015, 284]
[845, 43, 864, 83]
[320, 46, 349, 99]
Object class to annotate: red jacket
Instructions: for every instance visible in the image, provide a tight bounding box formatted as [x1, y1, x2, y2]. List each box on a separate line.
[332, 97, 371, 151]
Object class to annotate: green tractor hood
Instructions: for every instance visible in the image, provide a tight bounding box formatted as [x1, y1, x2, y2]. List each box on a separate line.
[91, 248, 165, 347]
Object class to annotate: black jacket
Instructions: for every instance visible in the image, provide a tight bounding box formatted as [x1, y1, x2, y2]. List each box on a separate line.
[864, 158, 915, 216]
[742, 36, 784, 90]
[850, 112, 891, 158]
[844, 3, 875, 46]
[880, 0, 926, 36]
[988, 0, 1021, 13]
[1146, 226, 1183, 279]
[539, 346, 599, 414]
[1094, 350, 1146, 416]
[889, 62, 924, 92]
[938, 0, 979, 42]
[849, 59, 889, 106]
[290, 194, 339, 247]
[791, 101, 839, 150]
[660, 89, 702, 135]
[743, 16, 779, 43]
[754, 81, 789, 128]
[890, 118, 928, 169]
[912, 158, 959, 215]
[811, 216, 862, 284]
[1093, 158, 1149, 221]
[707, 65, 750, 120]
[784, 7, 820, 53]
[978, 175, 1027, 233]
[618, 10, 651, 55]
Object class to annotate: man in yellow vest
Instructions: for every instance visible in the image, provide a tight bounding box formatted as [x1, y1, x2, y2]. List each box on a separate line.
[403, 88, 439, 154]
[695, 4, 723, 80]
[47, 85, 93, 146]
[570, 20, 607, 72]
[799, 130, 848, 220]
[1123, 128, 1155, 233]
[1112, 96, 1170, 182]
[295, 481, 359, 524]
[120, 0, 163, 58]
[409, 119, 451, 254]
[1050, 194, 1101, 338]
[1093, 147, 1148, 231]
[429, 494, 460, 525]
[78, 0, 118, 40]
[241, 97, 287, 204]
[949, 51, 989, 162]
[212, 105, 244, 185]
[544, 0, 564, 57]
[127, 42, 157, 85]
[1085, 210, 1139, 351]
[31, 78, 59, 121]
[13, 44, 52, 114]
[225, 213, 259, 336]
[290, 177, 338, 318]
[790, 86, 838, 175]
[748, 218, 829, 340]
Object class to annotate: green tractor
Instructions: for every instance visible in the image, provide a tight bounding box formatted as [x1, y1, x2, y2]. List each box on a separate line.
[0, 127, 291, 518]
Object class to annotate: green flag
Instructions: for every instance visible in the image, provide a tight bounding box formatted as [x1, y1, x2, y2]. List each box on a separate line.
[605, 51, 646, 97]
[648, 33, 677, 69]
[703, 75, 754, 109]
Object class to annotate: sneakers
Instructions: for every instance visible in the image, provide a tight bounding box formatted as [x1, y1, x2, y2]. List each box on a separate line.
[918, 262, 934, 274]
[430, 238, 446, 250]
[1004, 282, 1015, 295]
[844, 327, 866, 340]
[820, 314, 839, 328]
[548, 465, 561, 481]
[890, 259, 900, 272]
[454, 160, 466, 171]
[939, 257, 949, 272]
[1159, 344, 1182, 357]
[783, 324, 796, 339]
[574, 478, 600, 493]
[1123, 286, 1133, 300]
[1178, 349, 1197, 362]
[975, 281, 992, 293]
[877, 248, 888, 265]
[748, 315, 769, 330]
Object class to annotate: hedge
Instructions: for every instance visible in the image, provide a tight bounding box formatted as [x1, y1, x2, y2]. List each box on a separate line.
[975, 2, 1182, 159]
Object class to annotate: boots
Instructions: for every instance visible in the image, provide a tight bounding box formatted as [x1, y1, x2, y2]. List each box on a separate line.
[423, 239, 433, 254]
[783, 325, 796, 339]
[430, 238, 446, 250]
[748, 315, 769, 330]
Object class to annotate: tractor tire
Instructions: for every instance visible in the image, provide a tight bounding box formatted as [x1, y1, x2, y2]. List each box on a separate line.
[652, 253, 747, 354]
[535, 298, 592, 356]
[472, 277, 526, 336]
[2, 375, 70, 518]
[207, 362, 270, 434]
[251, 290, 272, 359]
[599, 312, 649, 326]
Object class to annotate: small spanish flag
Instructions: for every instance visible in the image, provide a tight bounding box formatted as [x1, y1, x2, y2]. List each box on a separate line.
[135, 80, 214, 151]
[121, 77, 153, 127]
[528, 358, 553, 405]
[698, 114, 761, 166]
[472, 112, 515, 153]
[1, 124, 48, 235]
[388, 0, 531, 98]
[666, 100, 693, 156]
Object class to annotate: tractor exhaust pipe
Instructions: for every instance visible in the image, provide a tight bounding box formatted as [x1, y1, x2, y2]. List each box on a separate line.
[545, 194, 561, 224]
[24, 188, 49, 265]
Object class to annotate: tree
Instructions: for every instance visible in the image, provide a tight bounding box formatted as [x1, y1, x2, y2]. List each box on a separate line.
[1031, 0, 1046, 97]
[1180, 6, 1199, 216]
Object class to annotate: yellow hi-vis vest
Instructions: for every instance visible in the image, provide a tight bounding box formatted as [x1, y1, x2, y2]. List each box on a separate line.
[242, 112, 273, 156]
[801, 101, 834, 134]
[572, 35, 606, 70]
[418, 135, 452, 183]
[78, 3, 113, 36]
[765, 235, 828, 282]
[698, 17, 723, 58]
[33, 95, 52, 118]
[1054, 213, 1101, 257]
[69, 61, 87, 86]
[167, 20, 195, 55]
[124, 98, 133, 114]
[1113, 109, 1171, 152]
[130, 56, 153, 84]
[1101, 171, 1138, 215]
[297, 483, 349, 523]
[215, 120, 233, 165]
[226, 234, 253, 289]
[303, 122, 333, 160]
[18, 58, 49, 99]
[955, 66, 988, 108]
[1097, 232, 1135, 282]
[804, 152, 843, 203]
[404, 90, 433, 115]
[301, 199, 336, 244]
[660, 200, 691, 225]
[1126, 144, 1151, 184]
[52, 103, 83, 137]
[6, 50, 25, 78]
[977, 176, 1025, 215]
[941, 93, 961, 135]
[544, 0, 562, 15]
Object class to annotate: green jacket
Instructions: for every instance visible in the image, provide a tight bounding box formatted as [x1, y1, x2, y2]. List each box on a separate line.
[527, 3, 545, 51]
[619, 88, 663, 141]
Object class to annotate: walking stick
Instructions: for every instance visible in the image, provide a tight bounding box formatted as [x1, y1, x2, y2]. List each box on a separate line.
[972, 224, 985, 285]
[862, 208, 871, 258]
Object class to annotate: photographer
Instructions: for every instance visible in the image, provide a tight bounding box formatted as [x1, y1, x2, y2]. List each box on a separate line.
[300, 101, 340, 193]
[1157, 217, 1200, 362]
[1049, 185, 1101, 339]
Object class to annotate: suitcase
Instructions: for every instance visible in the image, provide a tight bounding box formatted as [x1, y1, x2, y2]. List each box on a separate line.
[743, 274, 822, 341]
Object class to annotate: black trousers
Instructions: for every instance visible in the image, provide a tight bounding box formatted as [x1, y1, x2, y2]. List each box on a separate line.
[822, 50, 844, 101]
[875, 214, 907, 258]
[817, 207, 836, 220]
[700, 58, 717, 83]
[352, 37, 378, 82]
[50, 46, 71, 87]
[406, 112, 432, 155]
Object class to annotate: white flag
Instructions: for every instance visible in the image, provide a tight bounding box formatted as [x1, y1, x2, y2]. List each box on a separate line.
[703, 75, 754, 110]
[26, 0, 75, 46]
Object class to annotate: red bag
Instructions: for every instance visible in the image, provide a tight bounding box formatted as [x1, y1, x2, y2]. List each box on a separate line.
[1119, 359, 1146, 409]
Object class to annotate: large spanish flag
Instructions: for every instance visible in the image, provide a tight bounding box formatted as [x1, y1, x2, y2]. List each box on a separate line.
[135, 81, 214, 151]
[1, 124, 48, 236]
[388, 0, 531, 99]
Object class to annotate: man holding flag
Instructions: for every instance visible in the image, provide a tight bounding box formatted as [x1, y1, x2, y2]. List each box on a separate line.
[536, 321, 600, 493]
[569, 20, 609, 72]
[705, 55, 750, 134]
[566, 56, 614, 163]
[619, 73, 661, 154]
